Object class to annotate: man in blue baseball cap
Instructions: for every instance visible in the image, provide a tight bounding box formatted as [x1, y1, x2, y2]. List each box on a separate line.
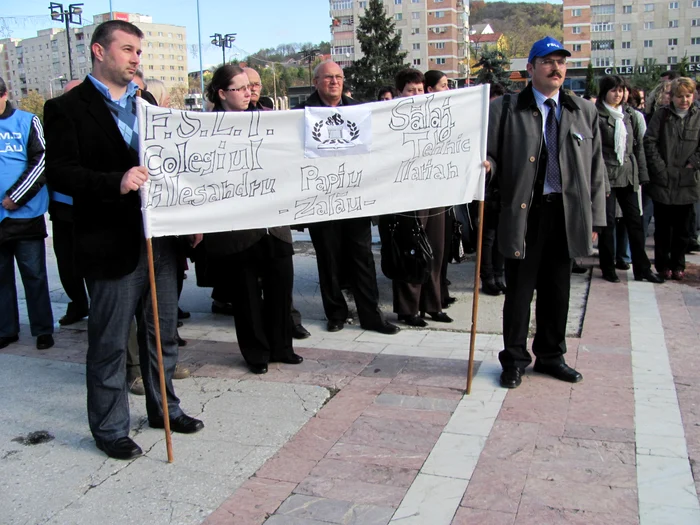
[484, 36, 607, 388]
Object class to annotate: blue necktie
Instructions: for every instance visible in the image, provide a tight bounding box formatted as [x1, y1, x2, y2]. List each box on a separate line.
[544, 99, 562, 193]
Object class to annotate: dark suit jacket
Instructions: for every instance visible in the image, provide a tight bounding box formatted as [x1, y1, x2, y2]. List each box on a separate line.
[43, 78, 157, 279]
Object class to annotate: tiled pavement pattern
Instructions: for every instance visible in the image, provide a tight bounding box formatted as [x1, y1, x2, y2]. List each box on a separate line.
[5, 261, 700, 524]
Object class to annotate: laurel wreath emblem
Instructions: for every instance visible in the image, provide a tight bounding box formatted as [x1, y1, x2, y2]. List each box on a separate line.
[347, 120, 359, 141]
[312, 121, 324, 142]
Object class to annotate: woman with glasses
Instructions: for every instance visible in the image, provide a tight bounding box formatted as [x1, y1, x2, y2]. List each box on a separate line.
[595, 75, 661, 284]
[202, 65, 302, 374]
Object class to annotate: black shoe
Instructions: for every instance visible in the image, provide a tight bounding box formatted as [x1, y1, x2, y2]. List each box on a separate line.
[177, 320, 184, 328]
[176, 332, 187, 347]
[0, 335, 19, 349]
[481, 280, 503, 296]
[602, 271, 620, 283]
[533, 361, 583, 383]
[442, 296, 457, 309]
[615, 260, 630, 271]
[327, 320, 344, 332]
[500, 367, 523, 389]
[276, 352, 304, 365]
[572, 263, 588, 274]
[178, 308, 191, 320]
[59, 308, 88, 326]
[363, 320, 401, 334]
[211, 301, 235, 316]
[398, 314, 427, 328]
[36, 334, 54, 350]
[248, 363, 268, 374]
[495, 279, 507, 293]
[150, 414, 204, 434]
[95, 436, 143, 460]
[635, 269, 663, 284]
[423, 312, 453, 323]
[292, 324, 311, 339]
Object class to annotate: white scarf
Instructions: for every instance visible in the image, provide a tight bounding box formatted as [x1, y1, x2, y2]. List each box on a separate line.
[603, 101, 627, 165]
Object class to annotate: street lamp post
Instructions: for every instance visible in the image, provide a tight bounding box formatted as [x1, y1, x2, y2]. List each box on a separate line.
[211, 33, 236, 65]
[301, 48, 319, 85]
[48, 75, 65, 98]
[49, 2, 83, 80]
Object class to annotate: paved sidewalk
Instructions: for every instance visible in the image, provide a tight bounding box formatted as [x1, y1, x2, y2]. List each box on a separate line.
[2, 245, 700, 524]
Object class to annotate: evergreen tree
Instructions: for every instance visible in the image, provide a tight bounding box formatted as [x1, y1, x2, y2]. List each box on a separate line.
[584, 62, 597, 98]
[474, 48, 511, 88]
[678, 55, 690, 77]
[343, 0, 408, 101]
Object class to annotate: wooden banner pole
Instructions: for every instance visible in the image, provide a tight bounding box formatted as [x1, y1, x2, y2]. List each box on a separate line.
[146, 238, 174, 463]
[466, 200, 486, 395]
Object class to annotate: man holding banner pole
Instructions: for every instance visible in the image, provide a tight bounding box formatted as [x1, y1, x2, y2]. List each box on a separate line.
[44, 20, 203, 460]
[486, 37, 607, 389]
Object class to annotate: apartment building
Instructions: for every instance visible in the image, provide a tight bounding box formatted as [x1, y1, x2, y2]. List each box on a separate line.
[564, 0, 700, 73]
[0, 12, 187, 102]
[329, 0, 470, 79]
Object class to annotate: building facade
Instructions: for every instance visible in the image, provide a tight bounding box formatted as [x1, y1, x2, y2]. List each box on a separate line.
[329, 0, 470, 80]
[0, 12, 187, 102]
[564, 0, 700, 72]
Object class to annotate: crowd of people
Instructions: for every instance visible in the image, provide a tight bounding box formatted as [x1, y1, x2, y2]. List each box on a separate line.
[1, 22, 700, 459]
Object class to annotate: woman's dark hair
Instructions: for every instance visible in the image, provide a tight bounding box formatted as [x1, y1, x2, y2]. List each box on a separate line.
[377, 86, 399, 100]
[205, 65, 246, 110]
[597, 75, 626, 105]
[628, 87, 643, 109]
[424, 70, 447, 91]
[395, 68, 425, 92]
[490, 83, 507, 98]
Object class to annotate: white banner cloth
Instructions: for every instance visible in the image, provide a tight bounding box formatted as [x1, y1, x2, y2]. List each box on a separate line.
[137, 85, 490, 238]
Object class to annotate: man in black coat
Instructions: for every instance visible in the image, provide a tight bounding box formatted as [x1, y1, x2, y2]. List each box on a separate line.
[294, 60, 399, 335]
[44, 20, 202, 460]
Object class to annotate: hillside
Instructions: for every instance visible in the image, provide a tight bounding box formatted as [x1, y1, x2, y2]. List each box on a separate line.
[470, 1, 563, 58]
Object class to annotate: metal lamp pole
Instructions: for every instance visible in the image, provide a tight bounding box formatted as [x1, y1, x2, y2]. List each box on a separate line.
[49, 2, 83, 80]
[211, 32, 236, 65]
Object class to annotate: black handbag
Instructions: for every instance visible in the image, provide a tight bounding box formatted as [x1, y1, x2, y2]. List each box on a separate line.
[379, 213, 434, 285]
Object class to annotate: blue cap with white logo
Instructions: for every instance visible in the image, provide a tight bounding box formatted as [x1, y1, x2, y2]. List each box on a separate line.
[528, 36, 572, 63]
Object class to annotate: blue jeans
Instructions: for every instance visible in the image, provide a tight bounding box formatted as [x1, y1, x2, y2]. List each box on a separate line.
[85, 237, 183, 441]
[0, 238, 54, 338]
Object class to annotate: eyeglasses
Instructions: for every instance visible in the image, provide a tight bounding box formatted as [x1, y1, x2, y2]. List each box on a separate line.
[249, 82, 262, 89]
[223, 84, 251, 93]
[320, 75, 344, 82]
[538, 58, 567, 68]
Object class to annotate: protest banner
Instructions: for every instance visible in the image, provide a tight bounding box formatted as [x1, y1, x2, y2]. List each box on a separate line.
[137, 85, 490, 238]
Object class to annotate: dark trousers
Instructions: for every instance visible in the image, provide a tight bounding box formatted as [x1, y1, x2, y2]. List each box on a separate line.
[439, 209, 453, 303]
[500, 196, 572, 369]
[480, 206, 504, 281]
[599, 185, 650, 274]
[52, 218, 89, 314]
[309, 218, 383, 327]
[85, 237, 182, 441]
[615, 220, 631, 264]
[641, 187, 654, 239]
[0, 238, 54, 338]
[654, 202, 693, 272]
[223, 237, 294, 366]
[290, 305, 302, 327]
[393, 208, 445, 315]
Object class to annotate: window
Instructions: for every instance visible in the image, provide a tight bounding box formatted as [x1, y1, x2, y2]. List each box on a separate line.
[333, 45, 354, 54]
[591, 4, 614, 15]
[669, 1, 679, 8]
[594, 57, 612, 67]
[644, 40, 653, 48]
[691, 56, 700, 63]
[669, 38, 678, 46]
[669, 20, 679, 28]
[572, 44, 582, 52]
[395, 13, 402, 20]
[412, 43, 420, 50]
[644, 3, 654, 11]
[434, 11, 445, 18]
[592, 23, 614, 32]
[668, 56, 678, 64]
[694, 0, 700, 6]
[177, 34, 183, 40]
[147, 31, 152, 36]
[572, 61, 582, 67]
[572, 26, 582, 34]
[395, 0, 401, 3]
[411, 27, 419, 34]
[331, 0, 352, 8]
[412, 12, 420, 19]
[435, 58, 446, 65]
[622, 23, 631, 31]
[592, 40, 614, 51]
[644, 22, 654, 30]
[413, 58, 421, 66]
[692, 37, 700, 45]
[572, 8, 581, 16]
[435, 42, 445, 49]
[644, 58, 655, 65]
[621, 59, 631, 66]
[158, 32, 163, 36]
[622, 5, 632, 14]
[359, 1, 367, 7]
[622, 41, 631, 49]
[694, 19, 700, 26]
[412, 0, 420, 3]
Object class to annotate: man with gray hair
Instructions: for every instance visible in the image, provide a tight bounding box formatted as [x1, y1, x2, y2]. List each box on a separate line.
[0, 77, 55, 351]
